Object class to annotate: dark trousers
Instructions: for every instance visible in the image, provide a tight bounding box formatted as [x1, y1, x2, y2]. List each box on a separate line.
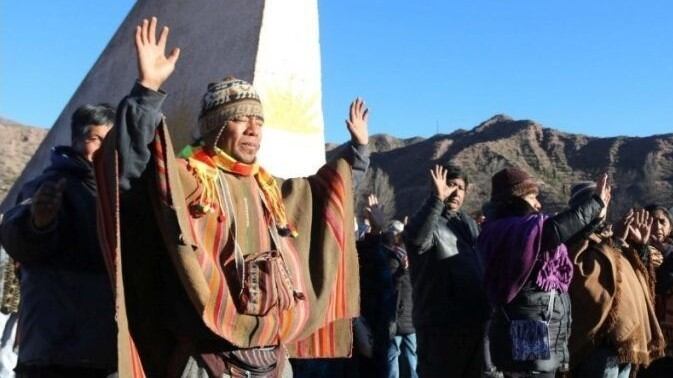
[417, 326, 485, 378]
[638, 356, 673, 378]
[573, 346, 631, 378]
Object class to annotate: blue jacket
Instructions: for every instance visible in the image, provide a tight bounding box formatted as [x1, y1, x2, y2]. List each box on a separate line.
[0, 146, 116, 369]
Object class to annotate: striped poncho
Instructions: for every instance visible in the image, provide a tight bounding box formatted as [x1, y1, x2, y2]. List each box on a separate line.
[96, 121, 360, 377]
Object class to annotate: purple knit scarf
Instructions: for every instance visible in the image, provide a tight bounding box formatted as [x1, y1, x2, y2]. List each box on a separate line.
[478, 213, 573, 304]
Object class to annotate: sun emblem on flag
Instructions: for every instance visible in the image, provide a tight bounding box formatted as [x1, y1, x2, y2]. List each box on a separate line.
[259, 87, 322, 134]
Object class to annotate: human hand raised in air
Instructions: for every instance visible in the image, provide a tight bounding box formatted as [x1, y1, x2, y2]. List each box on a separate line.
[628, 208, 653, 246]
[594, 173, 611, 219]
[364, 194, 385, 234]
[346, 98, 369, 146]
[430, 165, 456, 202]
[135, 17, 181, 91]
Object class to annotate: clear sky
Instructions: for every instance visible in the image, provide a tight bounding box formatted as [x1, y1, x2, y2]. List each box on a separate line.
[1, 1, 672, 143]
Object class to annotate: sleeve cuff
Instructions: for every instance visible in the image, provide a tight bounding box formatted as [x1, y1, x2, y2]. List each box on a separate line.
[131, 81, 167, 110]
[592, 193, 606, 209]
[427, 195, 445, 213]
[350, 141, 370, 158]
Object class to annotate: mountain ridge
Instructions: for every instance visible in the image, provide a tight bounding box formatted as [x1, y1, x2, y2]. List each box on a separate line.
[328, 116, 673, 222]
[0, 118, 49, 203]
[2, 115, 671, 224]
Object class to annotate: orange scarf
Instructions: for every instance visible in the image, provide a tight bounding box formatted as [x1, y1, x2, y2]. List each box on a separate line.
[180, 144, 296, 236]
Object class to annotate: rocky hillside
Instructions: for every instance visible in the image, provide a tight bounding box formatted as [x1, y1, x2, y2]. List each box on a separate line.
[329, 115, 673, 223]
[0, 118, 48, 204]
[2, 114, 671, 225]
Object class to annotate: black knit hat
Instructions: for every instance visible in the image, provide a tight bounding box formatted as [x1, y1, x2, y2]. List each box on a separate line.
[490, 167, 539, 202]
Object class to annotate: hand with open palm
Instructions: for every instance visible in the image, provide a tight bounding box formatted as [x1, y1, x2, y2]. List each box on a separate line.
[628, 208, 653, 246]
[364, 194, 385, 234]
[430, 165, 456, 202]
[135, 17, 181, 91]
[346, 98, 369, 146]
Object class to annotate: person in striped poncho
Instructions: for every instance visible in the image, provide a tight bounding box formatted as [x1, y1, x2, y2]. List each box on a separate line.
[96, 17, 370, 378]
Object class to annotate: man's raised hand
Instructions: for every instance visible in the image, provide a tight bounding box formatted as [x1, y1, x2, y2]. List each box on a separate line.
[346, 98, 369, 146]
[430, 164, 455, 202]
[136, 17, 180, 91]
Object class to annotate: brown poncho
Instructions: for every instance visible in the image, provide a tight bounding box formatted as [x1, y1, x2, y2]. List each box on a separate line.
[568, 233, 665, 368]
[96, 122, 360, 377]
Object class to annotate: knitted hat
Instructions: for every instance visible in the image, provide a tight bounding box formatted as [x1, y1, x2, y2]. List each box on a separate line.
[490, 167, 539, 201]
[569, 181, 596, 208]
[198, 77, 264, 137]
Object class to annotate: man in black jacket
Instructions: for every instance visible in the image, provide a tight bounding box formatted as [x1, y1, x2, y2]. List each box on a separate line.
[404, 164, 491, 378]
[0, 104, 116, 377]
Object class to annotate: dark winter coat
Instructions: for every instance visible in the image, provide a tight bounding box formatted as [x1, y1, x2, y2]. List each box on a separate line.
[384, 245, 415, 335]
[357, 234, 396, 334]
[482, 194, 604, 373]
[404, 195, 490, 331]
[0, 146, 116, 369]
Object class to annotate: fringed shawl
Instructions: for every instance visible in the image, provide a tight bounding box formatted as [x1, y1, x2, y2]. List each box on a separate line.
[96, 121, 359, 377]
[478, 214, 572, 305]
[567, 235, 665, 368]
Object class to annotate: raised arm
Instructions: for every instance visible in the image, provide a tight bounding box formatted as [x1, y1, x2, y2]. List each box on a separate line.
[404, 165, 456, 254]
[116, 17, 181, 191]
[541, 173, 610, 250]
[364, 194, 385, 234]
[341, 98, 370, 190]
[626, 209, 656, 264]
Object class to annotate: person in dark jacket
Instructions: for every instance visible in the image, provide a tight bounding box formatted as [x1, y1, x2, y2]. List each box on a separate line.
[0, 104, 116, 377]
[404, 164, 490, 378]
[479, 168, 610, 378]
[352, 195, 396, 378]
[382, 220, 417, 378]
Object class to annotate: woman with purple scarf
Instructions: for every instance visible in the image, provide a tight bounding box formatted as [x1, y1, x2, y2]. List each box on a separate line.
[478, 168, 610, 377]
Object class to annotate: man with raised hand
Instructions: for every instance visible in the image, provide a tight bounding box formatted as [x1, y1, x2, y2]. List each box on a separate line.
[404, 164, 490, 378]
[97, 17, 369, 377]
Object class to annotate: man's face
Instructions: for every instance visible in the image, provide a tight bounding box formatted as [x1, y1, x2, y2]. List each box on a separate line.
[445, 178, 466, 211]
[217, 115, 263, 164]
[73, 124, 111, 162]
[651, 209, 671, 243]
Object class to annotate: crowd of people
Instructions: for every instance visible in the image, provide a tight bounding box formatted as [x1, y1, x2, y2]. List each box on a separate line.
[0, 16, 672, 378]
[348, 166, 673, 378]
